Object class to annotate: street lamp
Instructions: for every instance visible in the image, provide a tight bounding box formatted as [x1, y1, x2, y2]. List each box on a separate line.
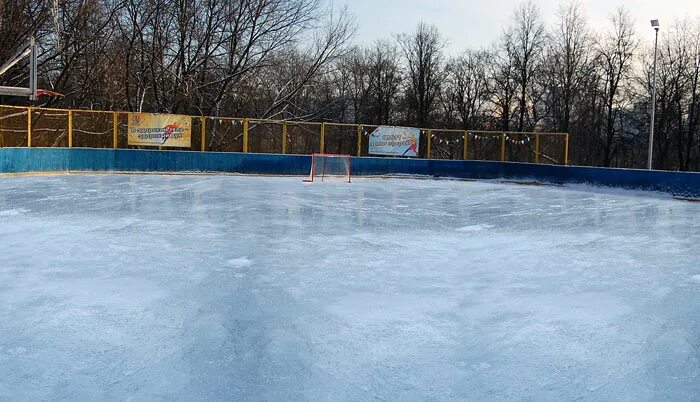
[648, 19, 660, 170]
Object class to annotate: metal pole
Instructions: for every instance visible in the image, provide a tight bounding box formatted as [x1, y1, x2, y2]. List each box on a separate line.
[113, 112, 118, 149]
[500, 133, 506, 161]
[68, 110, 73, 147]
[356, 125, 362, 157]
[200, 117, 206, 152]
[463, 131, 468, 160]
[28, 37, 37, 101]
[320, 122, 325, 154]
[243, 118, 249, 153]
[426, 130, 432, 159]
[282, 122, 287, 154]
[27, 107, 32, 147]
[648, 28, 659, 170]
[0, 107, 4, 148]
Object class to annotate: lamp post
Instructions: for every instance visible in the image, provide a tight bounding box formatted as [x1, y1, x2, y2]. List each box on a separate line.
[648, 19, 660, 170]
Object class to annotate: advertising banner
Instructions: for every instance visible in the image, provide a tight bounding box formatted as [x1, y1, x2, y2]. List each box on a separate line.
[128, 113, 192, 148]
[368, 126, 420, 157]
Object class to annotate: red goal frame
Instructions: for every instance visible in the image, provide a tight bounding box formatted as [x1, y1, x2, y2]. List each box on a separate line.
[303, 153, 352, 183]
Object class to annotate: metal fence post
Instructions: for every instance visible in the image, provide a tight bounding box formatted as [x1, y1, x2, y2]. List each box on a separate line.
[500, 133, 506, 161]
[200, 117, 206, 152]
[243, 118, 249, 152]
[282, 121, 287, 154]
[426, 129, 432, 159]
[113, 112, 118, 149]
[27, 107, 32, 147]
[356, 125, 362, 157]
[463, 131, 468, 160]
[320, 122, 325, 154]
[68, 110, 73, 148]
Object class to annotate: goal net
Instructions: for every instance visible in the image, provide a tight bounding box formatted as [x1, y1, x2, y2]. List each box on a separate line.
[304, 153, 351, 183]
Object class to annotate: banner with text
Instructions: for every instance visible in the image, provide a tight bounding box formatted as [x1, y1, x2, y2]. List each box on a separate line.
[368, 126, 420, 157]
[128, 113, 192, 148]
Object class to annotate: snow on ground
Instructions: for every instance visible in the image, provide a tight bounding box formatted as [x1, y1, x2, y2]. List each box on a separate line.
[1, 174, 699, 400]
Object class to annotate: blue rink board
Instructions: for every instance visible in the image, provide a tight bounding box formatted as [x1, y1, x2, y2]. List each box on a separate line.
[2, 147, 700, 197]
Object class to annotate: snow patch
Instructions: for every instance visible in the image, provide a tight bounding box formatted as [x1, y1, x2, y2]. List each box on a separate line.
[456, 224, 494, 232]
[0, 208, 29, 217]
[227, 257, 253, 268]
[9, 347, 27, 356]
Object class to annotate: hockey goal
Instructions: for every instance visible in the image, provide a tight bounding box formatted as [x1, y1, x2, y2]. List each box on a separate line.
[304, 153, 352, 183]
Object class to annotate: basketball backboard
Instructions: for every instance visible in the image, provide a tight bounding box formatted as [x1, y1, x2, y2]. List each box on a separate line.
[0, 37, 38, 100]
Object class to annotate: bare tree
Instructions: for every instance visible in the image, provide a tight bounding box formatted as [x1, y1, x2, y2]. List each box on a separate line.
[490, 36, 517, 130]
[444, 50, 490, 130]
[638, 18, 700, 170]
[685, 21, 700, 170]
[255, 4, 356, 120]
[596, 7, 638, 167]
[398, 22, 445, 127]
[115, 0, 323, 114]
[546, 0, 594, 133]
[510, 1, 546, 131]
[366, 40, 402, 125]
[337, 47, 372, 123]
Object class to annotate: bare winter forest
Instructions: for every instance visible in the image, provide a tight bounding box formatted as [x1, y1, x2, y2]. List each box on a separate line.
[1, 0, 700, 170]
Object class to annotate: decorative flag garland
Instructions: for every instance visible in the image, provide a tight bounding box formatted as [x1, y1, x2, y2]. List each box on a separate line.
[208, 122, 537, 147]
[466, 133, 532, 145]
[428, 132, 460, 145]
[505, 135, 530, 145]
[470, 133, 498, 141]
[214, 119, 241, 126]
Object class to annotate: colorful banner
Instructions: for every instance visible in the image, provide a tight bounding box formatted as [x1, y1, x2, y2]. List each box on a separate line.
[368, 126, 420, 157]
[128, 113, 192, 148]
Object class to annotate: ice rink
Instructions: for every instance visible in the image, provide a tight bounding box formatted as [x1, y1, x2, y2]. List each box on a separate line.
[1, 174, 699, 400]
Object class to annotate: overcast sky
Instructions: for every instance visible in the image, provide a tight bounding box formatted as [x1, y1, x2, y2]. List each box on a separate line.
[347, 0, 699, 54]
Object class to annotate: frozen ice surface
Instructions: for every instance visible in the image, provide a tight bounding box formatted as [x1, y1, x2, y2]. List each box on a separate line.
[1, 174, 699, 401]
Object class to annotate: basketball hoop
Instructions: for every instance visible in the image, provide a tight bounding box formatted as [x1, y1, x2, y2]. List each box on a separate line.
[35, 89, 63, 98]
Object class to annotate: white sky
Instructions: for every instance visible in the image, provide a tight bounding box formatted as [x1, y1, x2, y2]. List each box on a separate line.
[346, 0, 699, 54]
